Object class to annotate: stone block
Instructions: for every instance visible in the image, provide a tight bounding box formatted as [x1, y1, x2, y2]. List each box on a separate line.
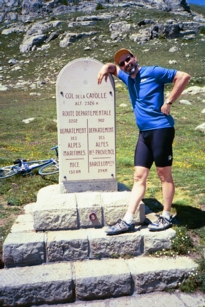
[74, 259, 132, 300]
[10, 214, 34, 233]
[33, 193, 77, 231]
[23, 202, 36, 214]
[142, 227, 176, 254]
[0, 263, 74, 306]
[101, 191, 131, 207]
[3, 232, 45, 267]
[37, 184, 60, 201]
[125, 256, 198, 294]
[60, 179, 118, 193]
[102, 192, 145, 225]
[76, 192, 103, 227]
[15, 213, 33, 223]
[47, 230, 89, 262]
[88, 228, 143, 259]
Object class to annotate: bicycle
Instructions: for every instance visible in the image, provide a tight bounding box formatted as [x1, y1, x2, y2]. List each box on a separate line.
[0, 146, 59, 179]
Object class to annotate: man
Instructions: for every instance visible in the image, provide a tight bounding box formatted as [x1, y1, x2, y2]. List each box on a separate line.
[97, 48, 190, 234]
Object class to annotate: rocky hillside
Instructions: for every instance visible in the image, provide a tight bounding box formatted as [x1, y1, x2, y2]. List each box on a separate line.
[0, 0, 205, 93]
[0, 0, 193, 24]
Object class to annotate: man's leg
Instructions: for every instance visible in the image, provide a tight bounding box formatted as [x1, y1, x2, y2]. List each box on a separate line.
[148, 166, 174, 231]
[123, 166, 149, 221]
[105, 166, 149, 235]
[105, 131, 151, 235]
[156, 166, 175, 214]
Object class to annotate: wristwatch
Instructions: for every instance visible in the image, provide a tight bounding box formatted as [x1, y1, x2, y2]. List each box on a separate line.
[166, 99, 172, 105]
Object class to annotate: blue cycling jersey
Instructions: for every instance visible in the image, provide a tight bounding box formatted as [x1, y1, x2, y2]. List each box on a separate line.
[118, 66, 177, 131]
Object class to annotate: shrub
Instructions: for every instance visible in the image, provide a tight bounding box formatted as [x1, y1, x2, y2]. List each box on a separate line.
[172, 226, 193, 255]
[96, 3, 104, 10]
[200, 26, 205, 35]
[180, 257, 205, 293]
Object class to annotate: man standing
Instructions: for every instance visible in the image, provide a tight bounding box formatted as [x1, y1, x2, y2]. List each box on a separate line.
[97, 48, 190, 234]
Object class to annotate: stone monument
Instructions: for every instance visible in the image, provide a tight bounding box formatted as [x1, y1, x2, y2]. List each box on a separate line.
[56, 58, 117, 193]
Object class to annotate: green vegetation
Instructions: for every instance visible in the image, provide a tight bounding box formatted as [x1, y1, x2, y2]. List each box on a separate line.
[0, 2, 205, 290]
[96, 3, 104, 10]
[179, 257, 205, 293]
[172, 227, 193, 255]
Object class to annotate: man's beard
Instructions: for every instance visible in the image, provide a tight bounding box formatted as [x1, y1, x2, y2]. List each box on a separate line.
[125, 62, 138, 76]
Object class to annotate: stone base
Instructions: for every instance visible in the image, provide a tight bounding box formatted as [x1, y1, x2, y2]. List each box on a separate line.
[59, 179, 118, 193]
[3, 213, 176, 267]
[33, 184, 145, 231]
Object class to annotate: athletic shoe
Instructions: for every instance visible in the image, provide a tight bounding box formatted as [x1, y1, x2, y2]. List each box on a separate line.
[105, 219, 135, 235]
[148, 215, 172, 231]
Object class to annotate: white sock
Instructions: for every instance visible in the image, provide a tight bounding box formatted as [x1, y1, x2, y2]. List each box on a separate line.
[123, 212, 134, 225]
[162, 211, 171, 220]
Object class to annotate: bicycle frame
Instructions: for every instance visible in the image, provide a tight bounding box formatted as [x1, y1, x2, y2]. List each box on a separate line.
[13, 159, 56, 175]
[0, 146, 59, 179]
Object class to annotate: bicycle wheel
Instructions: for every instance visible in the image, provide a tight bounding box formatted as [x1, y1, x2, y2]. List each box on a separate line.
[38, 161, 59, 175]
[0, 165, 19, 179]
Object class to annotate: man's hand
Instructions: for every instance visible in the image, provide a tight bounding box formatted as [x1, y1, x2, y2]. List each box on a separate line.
[97, 63, 119, 84]
[97, 65, 109, 84]
[161, 103, 171, 115]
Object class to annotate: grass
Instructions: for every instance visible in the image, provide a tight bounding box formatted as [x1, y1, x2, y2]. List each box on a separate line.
[0, 2, 205, 290]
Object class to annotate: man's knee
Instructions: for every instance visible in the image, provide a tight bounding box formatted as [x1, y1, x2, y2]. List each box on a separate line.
[157, 166, 173, 183]
[133, 166, 149, 182]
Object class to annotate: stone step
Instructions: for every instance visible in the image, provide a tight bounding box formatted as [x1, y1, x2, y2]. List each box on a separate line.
[0, 256, 198, 306]
[3, 212, 176, 267]
[33, 185, 145, 231]
[27, 291, 205, 307]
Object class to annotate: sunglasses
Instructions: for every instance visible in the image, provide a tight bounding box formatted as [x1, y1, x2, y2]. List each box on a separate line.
[119, 55, 133, 67]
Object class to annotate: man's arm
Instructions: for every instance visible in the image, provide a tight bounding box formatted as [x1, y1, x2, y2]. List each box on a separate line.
[161, 71, 190, 115]
[97, 63, 120, 84]
[166, 71, 191, 102]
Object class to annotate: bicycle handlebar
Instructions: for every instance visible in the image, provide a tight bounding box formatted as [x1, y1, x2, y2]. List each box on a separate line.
[51, 146, 58, 158]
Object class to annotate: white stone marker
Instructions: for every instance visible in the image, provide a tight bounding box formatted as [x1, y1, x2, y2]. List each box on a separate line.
[56, 58, 117, 193]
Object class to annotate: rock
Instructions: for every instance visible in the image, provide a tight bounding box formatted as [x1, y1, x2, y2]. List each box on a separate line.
[0, 84, 8, 91]
[84, 46, 91, 51]
[39, 43, 50, 50]
[130, 29, 151, 44]
[183, 34, 195, 40]
[169, 46, 179, 52]
[68, 21, 97, 27]
[2, 24, 27, 35]
[22, 118, 35, 123]
[109, 21, 131, 33]
[59, 31, 97, 48]
[138, 19, 154, 26]
[46, 31, 59, 43]
[29, 92, 41, 96]
[76, 14, 115, 22]
[169, 60, 177, 64]
[20, 33, 47, 52]
[11, 65, 21, 71]
[181, 21, 201, 32]
[8, 58, 18, 66]
[182, 86, 205, 95]
[195, 123, 205, 133]
[179, 99, 192, 105]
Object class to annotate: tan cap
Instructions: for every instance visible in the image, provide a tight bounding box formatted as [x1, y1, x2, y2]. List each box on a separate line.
[114, 48, 133, 64]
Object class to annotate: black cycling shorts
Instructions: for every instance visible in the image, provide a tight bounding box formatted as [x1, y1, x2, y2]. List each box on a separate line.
[134, 127, 175, 168]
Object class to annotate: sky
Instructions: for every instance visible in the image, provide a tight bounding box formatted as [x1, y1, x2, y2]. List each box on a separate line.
[187, 0, 205, 6]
